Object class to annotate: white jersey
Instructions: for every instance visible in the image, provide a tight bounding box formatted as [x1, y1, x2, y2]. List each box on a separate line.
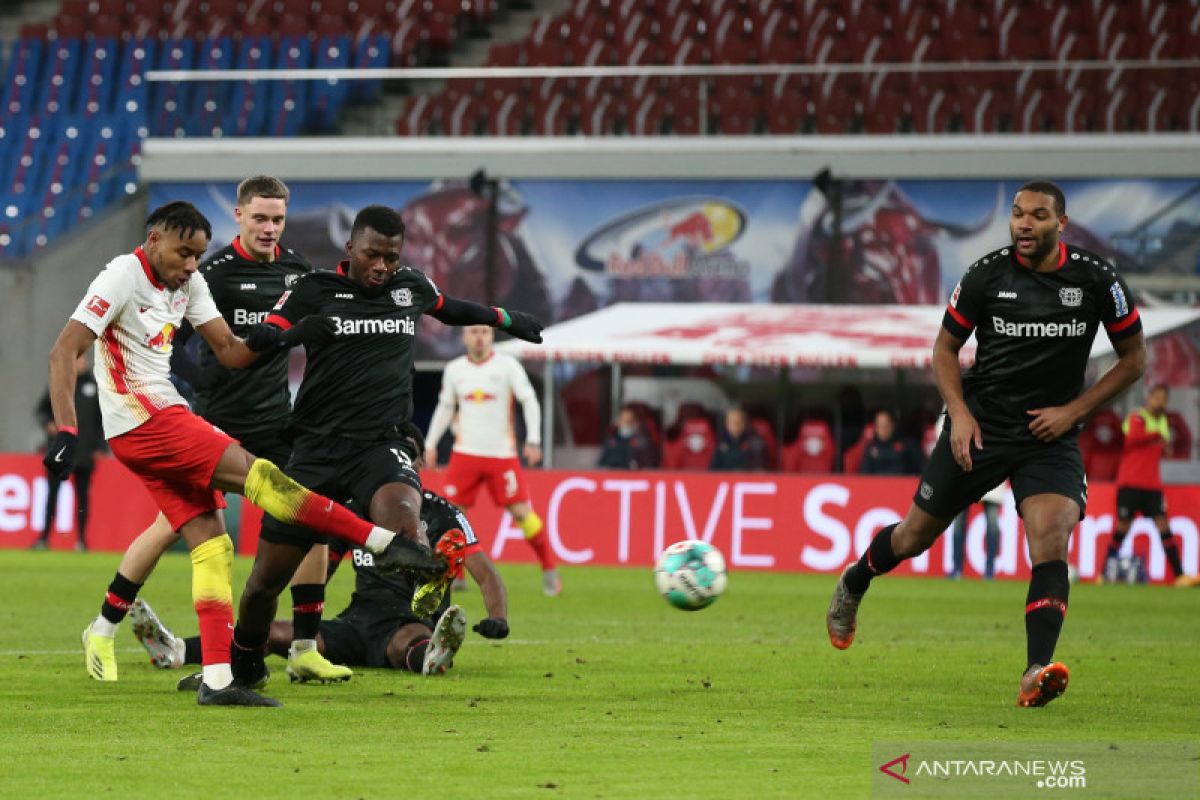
[426, 351, 540, 459]
[69, 247, 221, 438]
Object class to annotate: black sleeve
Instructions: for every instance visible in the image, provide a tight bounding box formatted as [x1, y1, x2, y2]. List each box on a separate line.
[942, 263, 989, 340]
[1096, 267, 1142, 343]
[429, 294, 500, 327]
[264, 276, 321, 329]
[168, 322, 203, 384]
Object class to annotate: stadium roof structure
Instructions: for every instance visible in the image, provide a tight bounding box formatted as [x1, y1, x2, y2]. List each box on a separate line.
[496, 302, 1200, 369]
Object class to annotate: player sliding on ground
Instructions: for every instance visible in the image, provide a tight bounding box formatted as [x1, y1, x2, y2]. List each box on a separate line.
[46, 202, 446, 707]
[826, 180, 1147, 708]
[219, 204, 542, 694]
[133, 430, 511, 680]
[81, 176, 353, 688]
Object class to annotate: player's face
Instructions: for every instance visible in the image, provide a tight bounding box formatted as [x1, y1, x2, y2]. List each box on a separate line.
[1009, 191, 1066, 264]
[146, 226, 209, 291]
[462, 325, 494, 359]
[725, 410, 746, 437]
[345, 226, 404, 290]
[874, 411, 895, 440]
[234, 196, 287, 262]
[1147, 387, 1169, 414]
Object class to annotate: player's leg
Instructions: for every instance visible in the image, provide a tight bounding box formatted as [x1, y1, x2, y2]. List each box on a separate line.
[128, 597, 187, 669]
[82, 512, 178, 681]
[982, 501, 1000, 580]
[74, 464, 94, 551]
[285, 544, 351, 682]
[211, 443, 440, 575]
[1014, 493, 1076, 707]
[489, 458, 559, 595]
[234, 536, 310, 688]
[1150, 501, 1186, 581]
[1105, 488, 1136, 580]
[33, 474, 61, 549]
[948, 509, 968, 579]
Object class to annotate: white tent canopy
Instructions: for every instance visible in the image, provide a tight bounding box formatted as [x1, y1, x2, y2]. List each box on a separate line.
[497, 302, 1200, 368]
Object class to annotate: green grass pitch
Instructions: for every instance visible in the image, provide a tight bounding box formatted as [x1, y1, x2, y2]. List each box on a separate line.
[0, 549, 1196, 798]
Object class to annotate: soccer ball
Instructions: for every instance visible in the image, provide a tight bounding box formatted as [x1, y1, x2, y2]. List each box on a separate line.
[654, 540, 727, 611]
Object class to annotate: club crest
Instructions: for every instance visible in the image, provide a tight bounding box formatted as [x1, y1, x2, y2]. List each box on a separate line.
[391, 288, 413, 307]
[1059, 287, 1083, 307]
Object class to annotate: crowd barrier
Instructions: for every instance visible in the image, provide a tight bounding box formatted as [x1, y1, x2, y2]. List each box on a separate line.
[2, 454, 1197, 584]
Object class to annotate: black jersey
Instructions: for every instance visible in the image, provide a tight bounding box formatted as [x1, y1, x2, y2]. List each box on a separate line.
[330, 490, 480, 615]
[193, 239, 312, 435]
[265, 262, 443, 440]
[942, 241, 1142, 443]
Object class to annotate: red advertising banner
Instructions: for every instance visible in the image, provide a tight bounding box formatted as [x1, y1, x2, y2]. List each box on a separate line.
[3, 454, 1197, 584]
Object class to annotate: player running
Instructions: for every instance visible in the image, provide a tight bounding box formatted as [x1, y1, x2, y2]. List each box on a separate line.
[46, 201, 444, 707]
[426, 324, 561, 595]
[1105, 384, 1197, 587]
[226, 204, 542, 691]
[825, 181, 1147, 708]
[83, 176, 351, 686]
[133, 435, 510, 680]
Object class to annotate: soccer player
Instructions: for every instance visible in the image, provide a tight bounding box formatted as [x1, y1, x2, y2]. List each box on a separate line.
[425, 324, 561, 595]
[81, 176, 352, 685]
[133, 444, 510, 680]
[226, 204, 542, 689]
[825, 181, 1147, 708]
[1105, 384, 1196, 587]
[46, 201, 444, 707]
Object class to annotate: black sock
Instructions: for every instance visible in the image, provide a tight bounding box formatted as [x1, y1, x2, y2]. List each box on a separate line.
[232, 625, 268, 652]
[290, 584, 325, 641]
[1025, 560, 1070, 669]
[100, 572, 143, 625]
[1161, 534, 1184, 578]
[1106, 532, 1127, 560]
[844, 524, 901, 594]
[184, 636, 203, 665]
[402, 637, 430, 673]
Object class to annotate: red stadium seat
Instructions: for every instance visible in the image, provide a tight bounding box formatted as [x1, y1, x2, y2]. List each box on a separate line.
[1165, 411, 1192, 461]
[750, 417, 777, 470]
[781, 419, 834, 474]
[662, 416, 716, 471]
[842, 423, 874, 474]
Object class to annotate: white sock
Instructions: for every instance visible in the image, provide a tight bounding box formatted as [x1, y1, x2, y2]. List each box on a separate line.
[91, 616, 118, 638]
[170, 638, 186, 668]
[202, 663, 233, 690]
[289, 639, 317, 657]
[364, 526, 395, 553]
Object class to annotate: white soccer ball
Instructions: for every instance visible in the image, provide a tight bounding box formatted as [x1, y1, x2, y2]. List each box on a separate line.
[654, 540, 727, 611]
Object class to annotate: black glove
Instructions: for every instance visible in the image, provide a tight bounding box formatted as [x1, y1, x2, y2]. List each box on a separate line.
[473, 618, 509, 639]
[43, 429, 77, 480]
[500, 308, 544, 344]
[281, 315, 337, 348]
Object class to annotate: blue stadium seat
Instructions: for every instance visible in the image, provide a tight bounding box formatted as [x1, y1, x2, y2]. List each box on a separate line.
[267, 32, 313, 137]
[308, 33, 352, 132]
[227, 35, 274, 137]
[349, 32, 389, 104]
[187, 36, 235, 136]
[74, 36, 121, 116]
[35, 36, 82, 117]
[149, 38, 196, 137]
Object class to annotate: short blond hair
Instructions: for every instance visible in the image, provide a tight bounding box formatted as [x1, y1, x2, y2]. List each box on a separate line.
[236, 175, 290, 206]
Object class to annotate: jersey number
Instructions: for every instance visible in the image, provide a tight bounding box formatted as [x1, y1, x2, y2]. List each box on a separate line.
[503, 469, 518, 497]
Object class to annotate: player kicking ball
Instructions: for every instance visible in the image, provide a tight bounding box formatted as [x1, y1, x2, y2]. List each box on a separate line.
[826, 181, 1147, 708]
[131, 436, 509, 682]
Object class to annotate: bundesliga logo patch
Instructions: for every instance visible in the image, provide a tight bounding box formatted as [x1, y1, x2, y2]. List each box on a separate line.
[391, 288, 413, 307]
[1059, 287, 1083, 307]
[83, 294, 110, 317]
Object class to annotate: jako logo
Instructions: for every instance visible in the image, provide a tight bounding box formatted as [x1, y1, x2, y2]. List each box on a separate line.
[332, 316, 415, 336]
[880, 754, 911, 784]
[992, 316, 1086, 337]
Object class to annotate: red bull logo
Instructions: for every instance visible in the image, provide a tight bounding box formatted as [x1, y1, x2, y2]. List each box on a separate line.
[575, 198, 748, 278]
[147, 323, 177, 353]
[465, 388, 498, 403]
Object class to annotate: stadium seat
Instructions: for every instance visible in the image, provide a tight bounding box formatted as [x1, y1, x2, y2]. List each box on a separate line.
[842, 423, 875, 474]
[781, 419, 834, 474]
[662, 416, 716, 471]
[1165, 411, 1192, 461]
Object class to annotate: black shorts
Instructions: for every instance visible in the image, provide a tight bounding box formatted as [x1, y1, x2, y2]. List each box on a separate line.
[231, 426, 292, 466]
[318, 604, 432, 668]
[915, 426, 1087, 521]
[259, 433, 422, 549]
[1116, 487, 1166, 519]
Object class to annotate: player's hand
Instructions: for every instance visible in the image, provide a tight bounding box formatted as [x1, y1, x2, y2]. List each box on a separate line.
[501, 309, 544, 344]
[423, 448, 438, 469]
[1026, 406, 1076, 442]
[948, 408, 982, 472]
[43, 429, 77, 480]
[281, 315, 337, 348]
[523, 442, 542, 466]
[473, 618, 509, 639]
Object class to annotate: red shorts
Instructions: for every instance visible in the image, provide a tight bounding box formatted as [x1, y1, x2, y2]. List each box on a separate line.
[108, 405, 234, 530]
[442, 452, 529, 508]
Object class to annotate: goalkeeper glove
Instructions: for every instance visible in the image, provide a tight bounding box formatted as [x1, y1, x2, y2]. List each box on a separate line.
[472, 618, 509, 639]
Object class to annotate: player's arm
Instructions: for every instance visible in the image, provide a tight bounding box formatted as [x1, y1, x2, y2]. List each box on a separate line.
[424, 368, 457, 466]
[509, 358, 543, 465]
[939, 268, 987, 470]
[465, 550, 509, 638]
[1028, 331, 1145, 443]
[429, 295, 544, 344]
[47, 321, 98, 435]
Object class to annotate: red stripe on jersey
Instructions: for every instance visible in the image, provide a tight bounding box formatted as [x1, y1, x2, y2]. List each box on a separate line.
[1105, 307, 1140, 333]
[102, 326, 159, 416]
[231, 236, 280, 262]
[1025, 597, 1067, 616]
[134, 246, 165, 289]
[336, 260, 349, 276]
[1014, 241, 1067, 271]
[431, 294, 444, 312]
[945, 303, 974, 330]
[264, 313, 292, 330]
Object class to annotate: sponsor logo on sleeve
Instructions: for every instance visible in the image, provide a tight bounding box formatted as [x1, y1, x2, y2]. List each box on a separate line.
[1058, 287, 1083, 307]
[950, 282, 962, 307]
[84, 295, 111, 318]
[272, 290, 292, 311]
[1109, 281, 1129, 317]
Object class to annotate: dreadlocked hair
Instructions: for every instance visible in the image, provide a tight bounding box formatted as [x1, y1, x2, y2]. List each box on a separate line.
[145, 201, 212, 241]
